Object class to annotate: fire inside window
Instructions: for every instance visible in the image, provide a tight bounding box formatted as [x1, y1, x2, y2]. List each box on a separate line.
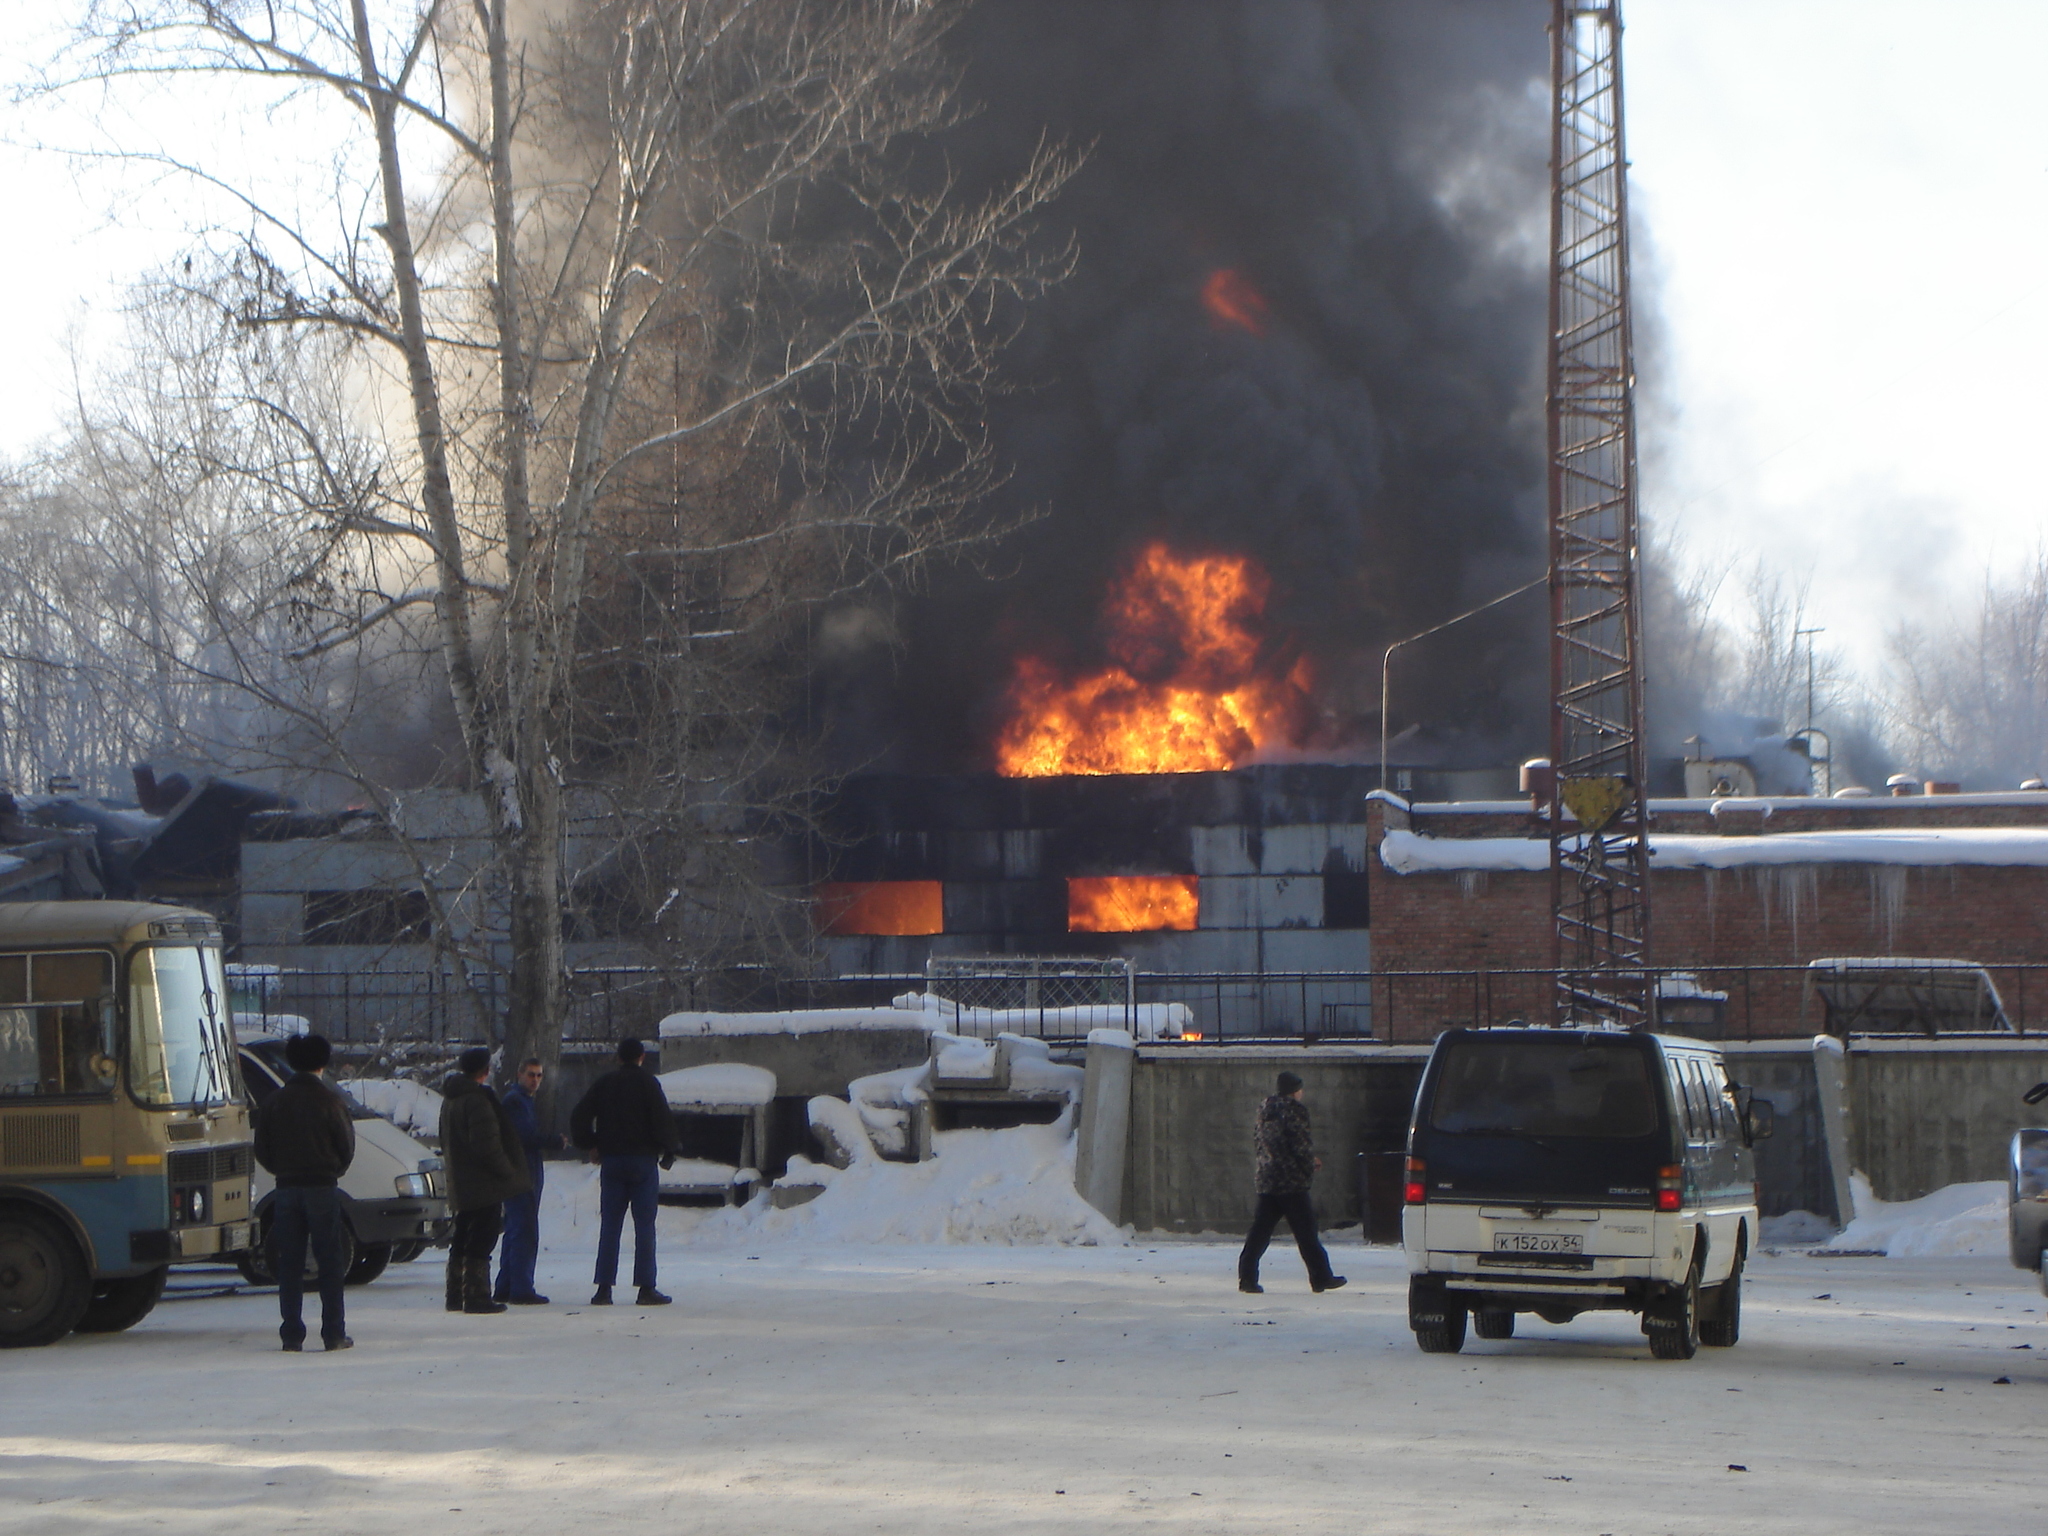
[1067, 876, 1199, 933]
[814, 881, 944, 937]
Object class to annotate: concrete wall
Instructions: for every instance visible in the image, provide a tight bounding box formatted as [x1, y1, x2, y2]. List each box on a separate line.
[1120, 1045, 1428, 1234]
[1845, 1039, 2048, 1201]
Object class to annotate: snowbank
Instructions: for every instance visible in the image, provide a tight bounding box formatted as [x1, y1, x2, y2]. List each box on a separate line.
[656, 1063, 777, 1107]
[659, 1006, 937, 1038]
[1827, 1174, 2007, 1257]
[1380, 825, 2048, 874]
[692, 1125, 1121, 1246]
[340, 1075, 442, 1138]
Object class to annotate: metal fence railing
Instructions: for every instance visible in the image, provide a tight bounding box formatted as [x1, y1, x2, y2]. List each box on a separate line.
[232, 959, 2048, 1049]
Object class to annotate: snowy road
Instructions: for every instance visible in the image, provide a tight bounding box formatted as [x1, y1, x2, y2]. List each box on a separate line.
[4, 1239, 2044, 1535]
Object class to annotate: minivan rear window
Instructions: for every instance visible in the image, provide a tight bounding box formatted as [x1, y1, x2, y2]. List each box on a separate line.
[1428, 1036, 1659, 1139]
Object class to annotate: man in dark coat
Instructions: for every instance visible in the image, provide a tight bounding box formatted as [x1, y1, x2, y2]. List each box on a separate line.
[439, 1045, 532, 1315]
[493, 1056, 559, 1305]
[251, 1031, 356, 1351]
[570, 1037, 677, 1307]
[1237, 1070, 1345, 1295]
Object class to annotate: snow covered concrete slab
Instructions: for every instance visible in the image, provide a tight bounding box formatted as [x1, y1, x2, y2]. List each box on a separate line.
[7, 1244, 2044, 1535]
[1380, 824, 2048, 873]
[655, 1062, 777, 1107]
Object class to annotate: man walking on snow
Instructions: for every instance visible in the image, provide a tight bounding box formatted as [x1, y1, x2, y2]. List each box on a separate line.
[1237, 1070, 1345, 1295]
[571, 1037, 678, 1307]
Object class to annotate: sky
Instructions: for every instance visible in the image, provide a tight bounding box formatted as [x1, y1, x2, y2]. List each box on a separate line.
[2, 1, 2044, 681]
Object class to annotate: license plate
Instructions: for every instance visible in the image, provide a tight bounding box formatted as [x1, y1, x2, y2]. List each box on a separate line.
[1493, 1231, 1583, 1256]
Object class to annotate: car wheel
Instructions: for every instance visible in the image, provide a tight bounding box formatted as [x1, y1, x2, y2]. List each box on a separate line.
[0, 1206, 91, 1348]
[75, 1266, 169, 1334]
[1648, 1259, 1702, 1360]
[345, 1243, 392, 1287]
[388, 1241, 426, 1264]
[237, 1209, 357, 1287]
[2039, 1246, 2047, 1299]
[1474, 1308, 1515, 1340]
[1700, 1255, 1743, 1347]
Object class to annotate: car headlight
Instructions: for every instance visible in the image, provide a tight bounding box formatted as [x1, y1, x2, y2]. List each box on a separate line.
[394, 1173, 432, 1197]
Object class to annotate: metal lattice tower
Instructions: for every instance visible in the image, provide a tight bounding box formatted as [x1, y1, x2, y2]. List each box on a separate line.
[1546, 0, 1652, 1028]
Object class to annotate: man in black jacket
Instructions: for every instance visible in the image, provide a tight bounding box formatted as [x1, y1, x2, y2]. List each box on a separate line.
[251, 1032, 356, 1351]
[570, 1037, 677, 1307]
[439, 1046, 533, 1315]
[1237, 1070, 1345, 1295]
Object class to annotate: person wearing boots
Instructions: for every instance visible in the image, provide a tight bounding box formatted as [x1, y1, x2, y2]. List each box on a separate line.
[570, 1037, 678, 1307]
[251, 1031, 356, 1351]
[1237, 1070, 1346, 1295]
[439, 1046, 532, 1316]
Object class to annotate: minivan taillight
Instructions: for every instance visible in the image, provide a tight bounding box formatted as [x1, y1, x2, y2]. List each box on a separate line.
[1655, 1163, 1683, 1212]
[1404, 1156, 1427, 1205]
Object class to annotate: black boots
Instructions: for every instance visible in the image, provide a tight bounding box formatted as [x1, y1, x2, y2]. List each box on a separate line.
[462, 1257, 507, 1314]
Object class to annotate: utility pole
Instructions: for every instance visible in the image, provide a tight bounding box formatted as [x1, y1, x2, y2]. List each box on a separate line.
[1546, 1, 1652, 1028]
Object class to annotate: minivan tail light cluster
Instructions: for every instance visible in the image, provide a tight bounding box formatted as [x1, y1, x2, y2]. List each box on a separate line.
[1655, 1163, 1683, 1212]
[1404, 1156, 1427, 1205]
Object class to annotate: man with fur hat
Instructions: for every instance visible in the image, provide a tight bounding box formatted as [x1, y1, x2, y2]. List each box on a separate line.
[1237, 1070, 1345, 1295]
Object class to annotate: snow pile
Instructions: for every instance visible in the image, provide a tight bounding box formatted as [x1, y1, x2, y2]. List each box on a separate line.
[656, 1063, 777, 1107]
[691, 1125, 1122, 1246]
[341, 1075, 442, 1137]
[659, 1006, 939, 1038]
[1827, 1174, 2007, 1257]
[1759, 1209, 1837, 1245]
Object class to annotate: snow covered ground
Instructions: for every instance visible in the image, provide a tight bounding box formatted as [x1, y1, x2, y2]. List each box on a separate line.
[6, 1233, 2045, 1534]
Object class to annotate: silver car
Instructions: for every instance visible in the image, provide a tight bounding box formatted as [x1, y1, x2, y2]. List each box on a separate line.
[2012, 1082, 2048, 1295]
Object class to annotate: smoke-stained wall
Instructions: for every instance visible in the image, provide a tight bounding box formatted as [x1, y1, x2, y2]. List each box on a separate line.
[819, 0, 1556, 771]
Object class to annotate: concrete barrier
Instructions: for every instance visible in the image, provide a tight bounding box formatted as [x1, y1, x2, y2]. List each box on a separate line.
[1074, 1030, 1135, 1225]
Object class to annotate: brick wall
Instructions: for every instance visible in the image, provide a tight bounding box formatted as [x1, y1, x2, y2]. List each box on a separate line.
[1365, 793, 2048, 1039]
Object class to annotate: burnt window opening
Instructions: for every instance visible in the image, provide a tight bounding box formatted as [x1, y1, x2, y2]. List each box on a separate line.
[302, 889, 432, 947]
[1322, 854, 1370, 929]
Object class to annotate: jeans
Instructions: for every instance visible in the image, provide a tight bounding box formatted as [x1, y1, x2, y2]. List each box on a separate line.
[494, 1181, 542, 1300]
[272, 1183, 348, 1345]
[1238, 1189, 1336, 1288]
[593, 1154, 660, 1289]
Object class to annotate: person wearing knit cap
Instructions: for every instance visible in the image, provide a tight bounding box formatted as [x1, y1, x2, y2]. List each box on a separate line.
[1237, 1070, 1344, 1294]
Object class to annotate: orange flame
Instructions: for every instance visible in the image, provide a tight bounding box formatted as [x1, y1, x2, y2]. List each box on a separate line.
[994, 544, 1302, 776]
[815, 881, 944, 936]
[1201, 267, 1269, 335]
[1067, 876, 1199, 933]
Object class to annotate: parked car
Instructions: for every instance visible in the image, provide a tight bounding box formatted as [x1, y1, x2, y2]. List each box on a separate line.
[2011, 1082, 2048, 1295]
[235, 1032, 449, 1285]
[1402, 1026, 1771, 1360]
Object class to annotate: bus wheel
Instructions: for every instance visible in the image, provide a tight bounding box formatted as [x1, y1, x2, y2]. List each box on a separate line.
[75, 1266, 169, 1334]
[0, 1207, 91, 1347]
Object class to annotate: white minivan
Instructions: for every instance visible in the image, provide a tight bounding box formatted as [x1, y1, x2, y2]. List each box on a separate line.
[1403, 1026, 1772, 1359]
[235, 1032, 450, 1285]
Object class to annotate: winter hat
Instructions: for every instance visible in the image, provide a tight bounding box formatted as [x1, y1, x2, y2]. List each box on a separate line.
[457, 1045, 492, 1078]
[284, 1032, 332, 1073]
[1276, 1070, 1304, 1096]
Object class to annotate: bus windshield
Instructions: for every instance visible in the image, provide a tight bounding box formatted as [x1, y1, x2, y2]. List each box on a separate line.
[1428, 1036, 1660, 1140]
[128, 945, 237, 1108]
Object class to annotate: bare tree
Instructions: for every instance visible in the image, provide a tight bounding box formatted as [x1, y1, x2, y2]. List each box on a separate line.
[1888, 550, 2048, 787]
[48, 0, 1074, 1073]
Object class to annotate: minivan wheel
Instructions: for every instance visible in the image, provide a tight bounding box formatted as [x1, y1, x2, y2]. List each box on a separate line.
[1647, 1262, 1702, 1360]
[1700, 1256, 1743, 1348]
[1474, 1308, 1515, 1340]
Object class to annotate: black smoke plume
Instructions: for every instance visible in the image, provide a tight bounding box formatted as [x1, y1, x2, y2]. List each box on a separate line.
[818, 0, 1556, 772]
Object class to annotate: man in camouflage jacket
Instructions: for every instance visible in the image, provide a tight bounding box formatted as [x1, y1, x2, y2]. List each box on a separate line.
[1237, 1070, 1344, 1294]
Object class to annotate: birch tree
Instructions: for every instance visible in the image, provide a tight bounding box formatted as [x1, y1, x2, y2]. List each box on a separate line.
[52, 0, 1073, 1074]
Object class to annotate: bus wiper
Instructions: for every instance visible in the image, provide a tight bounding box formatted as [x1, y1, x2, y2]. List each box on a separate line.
[1464, 1126, 1560, 1154]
